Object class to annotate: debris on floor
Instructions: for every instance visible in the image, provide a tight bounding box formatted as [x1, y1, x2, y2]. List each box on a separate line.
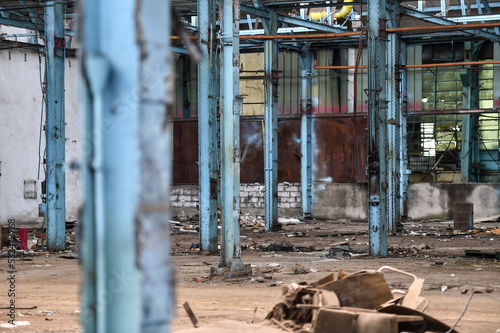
[257, 242, 318, 253]
[465, 249, 500, 259]
[209, 264, 253, 280]
[326, 244, 367, 258]
[266, 266, 458, 333]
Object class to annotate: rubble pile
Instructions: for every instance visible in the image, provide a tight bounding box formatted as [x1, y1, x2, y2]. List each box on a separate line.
[266, 266, 458, 333]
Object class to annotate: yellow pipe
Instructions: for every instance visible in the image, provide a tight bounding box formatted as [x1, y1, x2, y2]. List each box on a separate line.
[334, 0, 353, 19]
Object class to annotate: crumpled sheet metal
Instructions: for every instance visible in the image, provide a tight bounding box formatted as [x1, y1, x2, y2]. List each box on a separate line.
[266, 267, 458, 333]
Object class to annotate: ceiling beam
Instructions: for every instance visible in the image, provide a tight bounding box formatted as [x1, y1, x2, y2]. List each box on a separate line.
[400, 6, 500, 43]
[241, 4, 347, 33]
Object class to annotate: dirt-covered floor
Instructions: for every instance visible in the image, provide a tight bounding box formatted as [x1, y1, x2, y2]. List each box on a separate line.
[0, 218, 499, 332]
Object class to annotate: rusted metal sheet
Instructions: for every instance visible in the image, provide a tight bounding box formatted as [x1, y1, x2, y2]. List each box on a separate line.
[313, 117, 367, 183]
[173, 120, 199, 183]
[240, 120, 264, 183]
[240, 119, 301, 183]
[173, 117, 366, 184]
[277, 119, 301, 181]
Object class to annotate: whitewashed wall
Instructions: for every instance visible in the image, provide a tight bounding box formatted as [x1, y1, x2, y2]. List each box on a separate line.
[0, 46, 81, 225]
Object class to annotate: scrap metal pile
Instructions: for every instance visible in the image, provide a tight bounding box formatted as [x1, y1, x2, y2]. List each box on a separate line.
[266, 266, 457, 333]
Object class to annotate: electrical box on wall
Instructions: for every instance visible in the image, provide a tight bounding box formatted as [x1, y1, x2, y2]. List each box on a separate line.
[24, 180, 37, 199]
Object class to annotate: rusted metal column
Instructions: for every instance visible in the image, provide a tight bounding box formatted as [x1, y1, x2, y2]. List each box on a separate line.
[198, 0, 218, 252]
[264, 10, 279, 231]
[220, 0, 242, 269]
[386, 0, 401, 232]
[44, 0, 66, 251]
[300, 50, 313, 218]
[367, 0, 388, 256]
[136, 0, 175, 331]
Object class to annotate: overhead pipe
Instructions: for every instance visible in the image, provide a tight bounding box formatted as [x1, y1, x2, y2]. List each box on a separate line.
[387, 21, 500, 32]
[334, 0, 353, 19]
[404, 60, 500, 68]
[315, 60, 500, 70]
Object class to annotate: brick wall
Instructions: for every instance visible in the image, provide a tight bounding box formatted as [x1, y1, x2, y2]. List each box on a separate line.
[170, 182, 302, 217]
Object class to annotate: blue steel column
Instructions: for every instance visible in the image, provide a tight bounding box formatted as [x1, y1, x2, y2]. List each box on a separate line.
[80, 0, 141, 331]
[300, 50, 313, 218]
[44, 0, 65, 251]
[232, 4, 243, 271]
[367, 0, 388, 256]
[461, 42, 480, 183]
[198, 0, 218, 252]
[136, 0, 174, 331]
[386, 0, 400, 232]
[220, 0, 241, 268]
[400, 41, 409, 220]
[264, 11, 279, 231]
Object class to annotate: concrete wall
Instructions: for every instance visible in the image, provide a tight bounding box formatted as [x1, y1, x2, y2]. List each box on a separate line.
[170, 182, 500, 222]
[311, 182, 500, 221]
[170, 182, 302, 218]
[408, 182, 500, 220]
[312, 182, 368, 221]
[0, 47, 81, 225]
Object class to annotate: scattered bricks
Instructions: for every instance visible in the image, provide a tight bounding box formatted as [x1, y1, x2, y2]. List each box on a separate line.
[179, 195, 192, 202]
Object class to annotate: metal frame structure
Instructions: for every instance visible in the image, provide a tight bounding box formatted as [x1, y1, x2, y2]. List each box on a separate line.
[1, 1, 500, 330]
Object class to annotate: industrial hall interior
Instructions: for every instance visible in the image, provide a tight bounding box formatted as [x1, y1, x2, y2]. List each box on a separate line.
[0, 0, 500, 332]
